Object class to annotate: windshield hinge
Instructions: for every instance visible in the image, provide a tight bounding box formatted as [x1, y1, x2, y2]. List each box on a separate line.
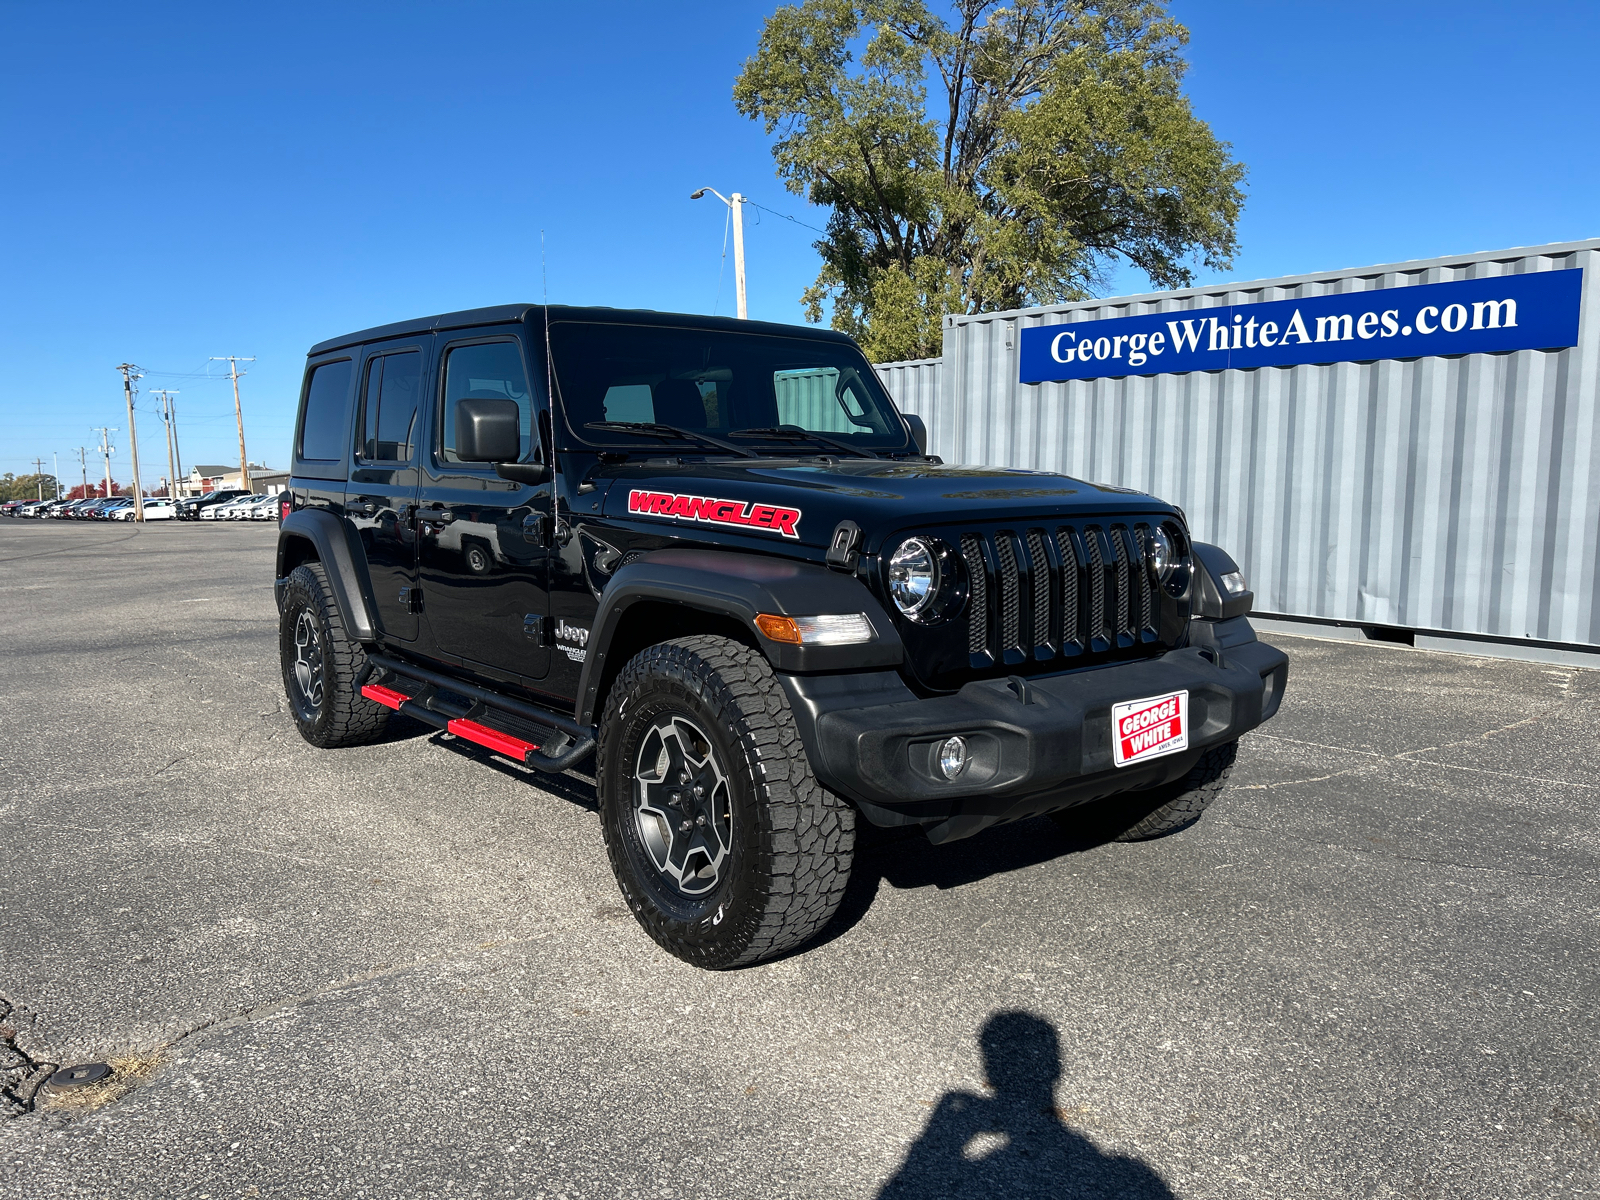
[825, 520, 862, 572]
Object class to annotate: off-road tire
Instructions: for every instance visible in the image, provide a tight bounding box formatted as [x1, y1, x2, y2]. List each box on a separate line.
[279, 561, 390, 748]
[1057, 740, 1238, 842]
[597, 635, 855, 969]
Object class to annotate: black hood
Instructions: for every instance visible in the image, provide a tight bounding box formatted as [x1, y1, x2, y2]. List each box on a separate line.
[596, 458, 1178, 553]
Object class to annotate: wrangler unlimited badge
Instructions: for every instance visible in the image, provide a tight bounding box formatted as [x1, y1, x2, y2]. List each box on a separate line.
[627, 489, 802, 539]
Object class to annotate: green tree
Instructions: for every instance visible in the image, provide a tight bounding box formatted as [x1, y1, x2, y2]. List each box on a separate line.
[734, 0, 1246, 361]
[0, 473, 58, 501]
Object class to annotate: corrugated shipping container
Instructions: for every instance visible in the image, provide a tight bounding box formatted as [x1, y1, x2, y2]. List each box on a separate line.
[876, 239, 1600, 650]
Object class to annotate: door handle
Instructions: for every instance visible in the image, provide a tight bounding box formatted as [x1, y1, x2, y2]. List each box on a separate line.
[347, 501, 377, 517]
[414, 507, 454, 525]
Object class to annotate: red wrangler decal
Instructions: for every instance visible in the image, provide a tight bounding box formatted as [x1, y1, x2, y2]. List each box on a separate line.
[627, 489, 801, 539]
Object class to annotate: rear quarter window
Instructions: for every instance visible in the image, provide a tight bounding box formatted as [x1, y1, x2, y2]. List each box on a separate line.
[297, 359, 354, 470]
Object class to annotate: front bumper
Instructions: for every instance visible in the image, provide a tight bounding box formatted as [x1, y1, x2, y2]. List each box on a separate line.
[778, 618, 1287, 843]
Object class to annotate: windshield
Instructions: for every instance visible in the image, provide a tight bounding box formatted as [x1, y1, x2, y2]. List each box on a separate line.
[549, 322, 911, 454]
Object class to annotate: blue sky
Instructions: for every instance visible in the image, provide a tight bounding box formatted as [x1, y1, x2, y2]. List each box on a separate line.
[2, 1, 1595, 484]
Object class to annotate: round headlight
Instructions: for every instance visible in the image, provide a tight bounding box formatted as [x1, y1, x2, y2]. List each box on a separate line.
[888, 537, 940, 619]
[1148, 526, 1175, 581]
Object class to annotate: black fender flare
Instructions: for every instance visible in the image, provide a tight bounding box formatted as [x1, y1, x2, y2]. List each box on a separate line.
[1190, 541, 1254, 621]
[574, 547, 903, 726]
[275, 508, 378, 643]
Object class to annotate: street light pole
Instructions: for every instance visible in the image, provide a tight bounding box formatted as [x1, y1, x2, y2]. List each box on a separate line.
[690, 187, 748, 319]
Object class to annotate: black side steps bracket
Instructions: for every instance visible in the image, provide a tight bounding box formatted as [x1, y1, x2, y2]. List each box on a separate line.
[363, 652, 596, 773]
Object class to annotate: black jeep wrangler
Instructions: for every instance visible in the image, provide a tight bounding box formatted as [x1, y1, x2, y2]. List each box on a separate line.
[276, 305, 1287, 969]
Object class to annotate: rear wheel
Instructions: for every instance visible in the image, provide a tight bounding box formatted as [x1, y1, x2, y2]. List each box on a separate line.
[1056, 740, 1238, 842]
[278, 561, 389, 748]
[597, 635, 855, 969]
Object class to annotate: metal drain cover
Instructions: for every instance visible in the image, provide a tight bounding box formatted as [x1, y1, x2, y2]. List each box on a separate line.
[48, 1063, 111, 1088]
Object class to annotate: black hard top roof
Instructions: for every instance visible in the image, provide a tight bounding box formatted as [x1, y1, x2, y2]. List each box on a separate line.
[306, 305, 857, 357]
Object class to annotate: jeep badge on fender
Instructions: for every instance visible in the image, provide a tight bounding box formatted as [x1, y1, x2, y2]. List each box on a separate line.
[275, 304, 1288, 970]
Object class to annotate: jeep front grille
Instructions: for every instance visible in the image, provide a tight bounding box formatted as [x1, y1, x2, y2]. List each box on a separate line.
[960, 523, 1162, 668]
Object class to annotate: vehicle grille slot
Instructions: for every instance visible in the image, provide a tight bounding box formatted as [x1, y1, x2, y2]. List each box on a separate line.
[994, 533, 1021, 651]
[1084, 527, 1106, 642]
[1110, 524, 1132, 638]
[1055, 527, 1080, 646]
[961, 534, 988, 656]
[1025, 530, 1050, 647]
[1130, 525, 1153, 631]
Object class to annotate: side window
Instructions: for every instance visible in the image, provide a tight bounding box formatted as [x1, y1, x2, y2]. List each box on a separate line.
[440, 341, 535, 464]
[357, 350, 421, 462]
[298, 359, 353, 461]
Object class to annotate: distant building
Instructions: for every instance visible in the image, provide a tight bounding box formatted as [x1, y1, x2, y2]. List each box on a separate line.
[186, 464, 286, 495]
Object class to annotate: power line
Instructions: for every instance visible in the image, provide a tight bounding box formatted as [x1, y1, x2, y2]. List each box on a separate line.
[746, 200, 828, 234]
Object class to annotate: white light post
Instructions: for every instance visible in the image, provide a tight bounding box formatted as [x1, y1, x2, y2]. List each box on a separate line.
[690, 187, 747, 319]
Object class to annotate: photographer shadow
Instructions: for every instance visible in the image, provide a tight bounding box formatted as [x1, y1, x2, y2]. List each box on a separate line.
[878, 1011, 1173, 1200]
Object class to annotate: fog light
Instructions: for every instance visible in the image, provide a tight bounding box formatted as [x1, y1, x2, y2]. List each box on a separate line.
[937, 735, 968, 780]
[1220, 570, 1248, 596]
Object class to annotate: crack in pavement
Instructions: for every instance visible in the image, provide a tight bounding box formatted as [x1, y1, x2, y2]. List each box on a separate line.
[1256, 733, 1596, 790]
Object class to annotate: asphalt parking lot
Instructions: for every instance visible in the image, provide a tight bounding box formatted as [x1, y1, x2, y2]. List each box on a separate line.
[1, 519, 1596, 1199]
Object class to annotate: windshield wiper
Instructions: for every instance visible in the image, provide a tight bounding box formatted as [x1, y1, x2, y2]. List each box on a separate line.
[728, 426, 879, 459]
[584, 421, 757, 458]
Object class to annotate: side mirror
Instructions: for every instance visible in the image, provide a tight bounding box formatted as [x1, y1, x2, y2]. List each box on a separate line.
[903, 412, 928, 456]
[456, 398, 523, 463]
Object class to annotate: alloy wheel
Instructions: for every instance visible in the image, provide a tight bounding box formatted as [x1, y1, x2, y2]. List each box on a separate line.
[292, 610, 324, 710]
[632, 715, 733, 895]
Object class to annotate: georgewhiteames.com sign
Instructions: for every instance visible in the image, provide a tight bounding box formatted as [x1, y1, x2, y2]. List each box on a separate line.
[1018, 268, 1583, 383]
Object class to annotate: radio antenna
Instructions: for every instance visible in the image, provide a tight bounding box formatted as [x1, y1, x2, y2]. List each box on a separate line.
[541, 230, 557, 482]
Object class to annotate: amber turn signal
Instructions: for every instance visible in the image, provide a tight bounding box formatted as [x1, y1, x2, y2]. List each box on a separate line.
[754, 612, 875, 646]
[754, 613, 803, 643]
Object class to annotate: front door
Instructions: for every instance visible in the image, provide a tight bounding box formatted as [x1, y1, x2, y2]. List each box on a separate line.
[417, 332, 552, 682]
[349, 343, 425, 641]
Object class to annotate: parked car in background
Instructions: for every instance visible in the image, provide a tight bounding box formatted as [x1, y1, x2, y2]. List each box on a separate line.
[176, 489, 249, 520]
[112, 499, 176, 521]
[1, 500, 28, 516]
[223, 494, 266, 520]
[240, 495, 279, 521]
[203, 494, 256, 520]
[88, 498, 131, 519]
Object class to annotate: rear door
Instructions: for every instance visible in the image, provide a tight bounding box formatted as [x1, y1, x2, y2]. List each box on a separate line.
[348, 340, 426, 642]
[417, 330, 552, 682]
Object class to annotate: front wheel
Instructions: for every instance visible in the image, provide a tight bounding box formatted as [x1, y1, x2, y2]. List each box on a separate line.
[597, 635, 855, 969]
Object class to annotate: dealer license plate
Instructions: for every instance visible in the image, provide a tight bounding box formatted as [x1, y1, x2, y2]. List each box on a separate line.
[1111, 690, 1189, 767]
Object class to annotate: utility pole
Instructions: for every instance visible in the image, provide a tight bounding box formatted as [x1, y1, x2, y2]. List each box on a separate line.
[76, 447, 88, 498]
[690, 187, 749, 319]
[152, 389, 181, 500]
[116, 363, 146, 521]
[32, 457, 45, 501]
[94, 427, 117, 499]
[210, 356, 255, 492]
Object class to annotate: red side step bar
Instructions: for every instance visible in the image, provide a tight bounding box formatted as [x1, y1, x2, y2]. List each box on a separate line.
[361, 683, 409, 710]
[361, 683, 540, 761]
